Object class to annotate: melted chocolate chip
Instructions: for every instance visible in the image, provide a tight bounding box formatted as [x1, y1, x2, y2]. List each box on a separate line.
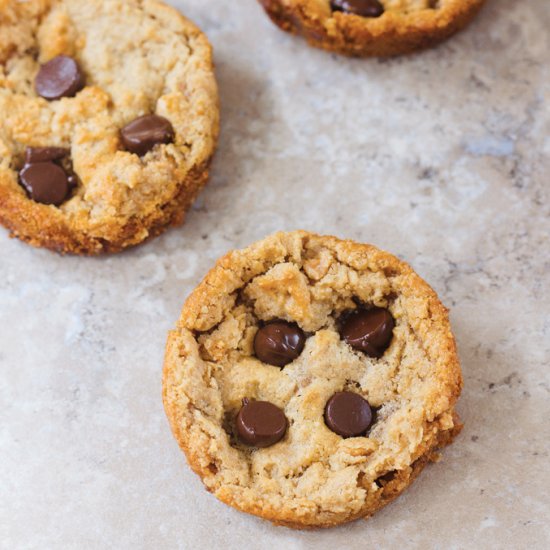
[25, 146, 69, 164]
[324, 391, 373, 437]
[35, 55, 85, 101]
[340, 307, 395, 357]
[331, 0, 384, 17]
[254, 322, 306, 367]
[120, 115, 175, 156]
[19, 162, 69, 206]
[236, 398, 288, 448]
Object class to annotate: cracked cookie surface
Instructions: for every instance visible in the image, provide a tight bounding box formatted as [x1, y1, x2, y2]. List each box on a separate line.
[257, 0, 486, 57]
[0, 0, 218, 254]
[163, 231, 463, 528]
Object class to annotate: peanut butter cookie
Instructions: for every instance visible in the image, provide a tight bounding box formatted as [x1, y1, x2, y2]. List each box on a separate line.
[0, 0, 218, 254]
[257, 0, 485, 57]
[163, 231, 463, 528]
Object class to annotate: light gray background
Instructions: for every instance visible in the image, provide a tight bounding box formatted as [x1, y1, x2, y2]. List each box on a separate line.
[1, 0, 549, 548]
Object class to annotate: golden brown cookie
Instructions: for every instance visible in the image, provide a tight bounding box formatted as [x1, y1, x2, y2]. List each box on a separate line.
[0, 0, 219, 254]
[257, 0, 486, 57]
[163, 231, 463, 529]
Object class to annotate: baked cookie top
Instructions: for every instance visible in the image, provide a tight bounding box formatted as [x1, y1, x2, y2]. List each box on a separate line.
[258, 0, 486, 57]
[163, 231, 463, 528]
[0, 0, 218, 254]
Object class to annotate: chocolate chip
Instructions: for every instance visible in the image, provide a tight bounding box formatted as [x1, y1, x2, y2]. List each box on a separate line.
[340, 307, 395, 357]
[25, 146, 69, 164]
[331, 0, 384, 17]
[324, 391, 373, 437]
[19, 162, 69, 206]
[35, 55, 85, 101]
[67, 174, 79, 190]
[236, 398, 288, 448]
[254, 322, 306, 367]
[120, 115, 175, 156]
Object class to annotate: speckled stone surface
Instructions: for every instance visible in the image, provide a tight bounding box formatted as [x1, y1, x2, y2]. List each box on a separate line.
[1, 0, 549, 548]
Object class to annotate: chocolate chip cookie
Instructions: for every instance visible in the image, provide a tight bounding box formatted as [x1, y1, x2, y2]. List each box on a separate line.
[257, 0, 486, 57]
[163, 231, 463, 528]
[0, 0, 218, 254]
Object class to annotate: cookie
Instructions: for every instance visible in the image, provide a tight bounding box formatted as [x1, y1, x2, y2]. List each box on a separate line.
[0, 0, 218, 254]
[257, 0, 486, 57]
[163, 231, 463, 528]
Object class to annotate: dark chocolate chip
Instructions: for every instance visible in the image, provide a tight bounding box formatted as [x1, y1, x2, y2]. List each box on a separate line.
[19, 162, 69, 206]
[67, 174, 79, 190]
[331, 0, 384, 17]
[236, 398, 288, 448]
[25, 146, 69, 164]
[340, 307, 395, 357]
[35, 55, 85, 101]
[120, 115, 175, 156]
[254, 322, 306, 367]
[324, 391, 373, 437]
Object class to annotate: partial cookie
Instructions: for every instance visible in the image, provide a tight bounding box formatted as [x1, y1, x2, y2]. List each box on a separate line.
[163, 231, 463, 529]
[0, 0, 218, 254]
[257, 0, 485, 57]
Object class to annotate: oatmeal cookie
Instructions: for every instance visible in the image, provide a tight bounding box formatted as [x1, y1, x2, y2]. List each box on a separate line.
[257, 0, 486, 57]
[0, 0, 218, 254]
[163, 231, 463, 528]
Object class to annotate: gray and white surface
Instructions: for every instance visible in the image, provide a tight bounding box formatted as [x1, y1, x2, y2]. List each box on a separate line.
[1, 0, 549, 548]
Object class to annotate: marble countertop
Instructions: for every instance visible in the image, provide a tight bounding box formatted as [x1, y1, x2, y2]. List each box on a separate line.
[1, 1, 549, 548]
